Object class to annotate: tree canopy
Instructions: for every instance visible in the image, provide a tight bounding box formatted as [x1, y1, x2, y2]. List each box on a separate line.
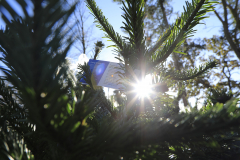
[0, 0, 240, 160]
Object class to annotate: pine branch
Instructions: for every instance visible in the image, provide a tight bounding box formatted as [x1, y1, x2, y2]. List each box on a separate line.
[0, 80, 30, 132]
[85, 0, 127, 52]
[0, 130, 34, 160]
[149, 0, 216, 68]
[146, 28, 171, 57]
[165, 61, 217, 81]
[74, 98, 240, 159]
[121, 0, 145, 52]
[0, 1, 79, 159]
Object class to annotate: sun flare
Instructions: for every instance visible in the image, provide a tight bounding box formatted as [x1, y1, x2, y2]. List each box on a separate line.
[133, 80, 152, 98]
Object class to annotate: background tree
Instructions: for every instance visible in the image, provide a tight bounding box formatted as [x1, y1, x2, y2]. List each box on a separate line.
[67, 0, 94, 56]
[187, 36, 240, 96]
[184, 0, 240, 103]
[66, 0, 105, 68]
[214, 0, 240, 60]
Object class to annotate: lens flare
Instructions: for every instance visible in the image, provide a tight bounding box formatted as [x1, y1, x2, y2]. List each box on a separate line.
[133, 79, 152, 98]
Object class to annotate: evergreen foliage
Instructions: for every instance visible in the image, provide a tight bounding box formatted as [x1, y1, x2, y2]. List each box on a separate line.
[0, 0, 240, 160]
[111, 0, 240, 105]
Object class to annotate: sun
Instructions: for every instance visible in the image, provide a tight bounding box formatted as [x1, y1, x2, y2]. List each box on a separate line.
[133, 79, 152, 98]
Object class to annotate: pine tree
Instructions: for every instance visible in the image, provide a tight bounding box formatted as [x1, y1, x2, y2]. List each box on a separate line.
[0, 0, 240, 160]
